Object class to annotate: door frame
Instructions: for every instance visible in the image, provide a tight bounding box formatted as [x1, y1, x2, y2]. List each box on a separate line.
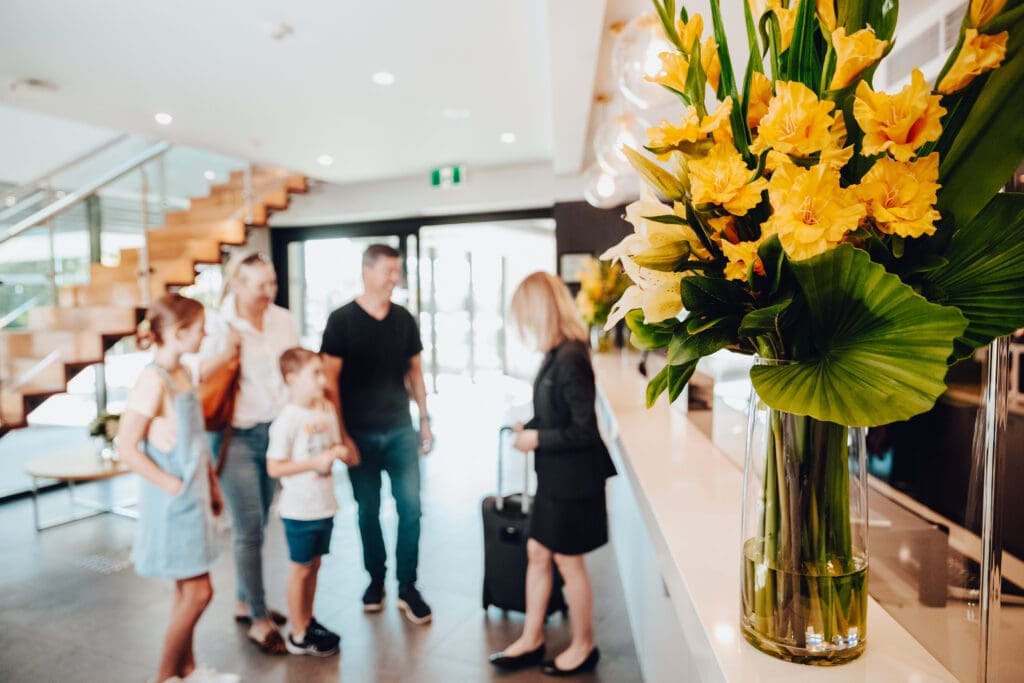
[269, 207, 554, 310]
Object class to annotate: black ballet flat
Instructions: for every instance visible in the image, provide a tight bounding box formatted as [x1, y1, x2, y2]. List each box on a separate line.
[488, 643, 546, 670]
[542, 647, 600, 676]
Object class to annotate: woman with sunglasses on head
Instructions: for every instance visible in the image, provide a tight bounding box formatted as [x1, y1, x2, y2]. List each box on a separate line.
[198, 251, 301, 654]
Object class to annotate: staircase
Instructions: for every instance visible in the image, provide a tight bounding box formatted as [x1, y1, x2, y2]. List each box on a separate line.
[0, 165, 307, 434]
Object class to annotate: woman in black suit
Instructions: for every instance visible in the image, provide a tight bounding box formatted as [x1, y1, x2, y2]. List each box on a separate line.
[489, 272, 617, 677]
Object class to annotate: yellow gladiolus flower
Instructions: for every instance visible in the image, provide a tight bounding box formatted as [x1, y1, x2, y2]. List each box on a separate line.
[937, 29, 1008, 94]
[764, 164, 866, 260]
[746, 71, 773, 130]
[817, 0, 837, 32]
[675, 13, 704, 52]
[647, 51, 689, 93]
[647, 108, 704, 159]
[970, 0, 1008, 27]
[830, 27, 889, 90]
[703, 97, 734, 144]
[703, 36, 722, 92]
[721, 239, 764, 281]
[767, 0, 796, 52]
[820, 111, 855, 169]
[752, 80, 836, 158]
[689, 143, 769, 216]
[854, 69, 946, 161]
[857, 153, 942, 238]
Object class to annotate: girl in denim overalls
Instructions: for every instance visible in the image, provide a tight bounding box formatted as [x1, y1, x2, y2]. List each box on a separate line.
[118, 294, 234, 683]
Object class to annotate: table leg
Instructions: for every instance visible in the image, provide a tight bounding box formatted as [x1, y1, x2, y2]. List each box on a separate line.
[32, 476, 41, 532]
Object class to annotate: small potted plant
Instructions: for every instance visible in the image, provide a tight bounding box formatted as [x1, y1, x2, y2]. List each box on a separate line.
[89, 411, 121, 463]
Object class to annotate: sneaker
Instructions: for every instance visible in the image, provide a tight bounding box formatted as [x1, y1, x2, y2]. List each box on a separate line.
[362, 580, 386, 613]
[286, 629, 340, 657]
[397, 585, 433, 625]
[307, 617, 341, 647]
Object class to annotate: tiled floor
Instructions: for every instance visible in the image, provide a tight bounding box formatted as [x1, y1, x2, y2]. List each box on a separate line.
[0, 376, 643, 682]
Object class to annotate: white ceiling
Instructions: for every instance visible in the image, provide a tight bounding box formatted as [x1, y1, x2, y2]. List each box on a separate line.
[0, 0, 606, 185]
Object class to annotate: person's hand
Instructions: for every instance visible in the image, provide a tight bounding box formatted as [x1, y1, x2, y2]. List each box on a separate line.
[330, 443, 358, 467]
[166, 477, 185, 497]
[513, 429, 539, 453]
[210, 477, 224, 516]
[342, 435, 361, 467]
[313, 450, 336, 476]
[512, 422, 525, 433]
[419, 420, 434, 456]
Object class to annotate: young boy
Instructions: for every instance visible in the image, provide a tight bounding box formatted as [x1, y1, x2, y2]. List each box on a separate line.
[267, 347, 356, 656]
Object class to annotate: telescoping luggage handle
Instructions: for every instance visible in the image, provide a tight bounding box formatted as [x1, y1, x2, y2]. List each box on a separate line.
[497, 426, 532, 514]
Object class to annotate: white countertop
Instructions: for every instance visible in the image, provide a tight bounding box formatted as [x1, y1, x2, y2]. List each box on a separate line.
[593, 351, 959, 683]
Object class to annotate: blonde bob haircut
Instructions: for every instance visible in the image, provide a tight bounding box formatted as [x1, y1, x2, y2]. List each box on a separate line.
[510, 272, 589, 351]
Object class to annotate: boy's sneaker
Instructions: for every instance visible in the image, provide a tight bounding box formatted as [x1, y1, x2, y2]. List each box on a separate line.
[362, 580, 386, 612]
[307, 617, 341, 647]
[286, 629, 340, 657]
[397, 585, 433, 625]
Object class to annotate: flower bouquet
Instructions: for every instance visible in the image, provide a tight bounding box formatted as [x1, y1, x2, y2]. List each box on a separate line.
[602, 0, 1024, 664]
[575, 257, 631, 351]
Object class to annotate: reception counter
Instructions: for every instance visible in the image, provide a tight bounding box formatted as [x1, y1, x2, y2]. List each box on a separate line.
[593, 351, 958, 683]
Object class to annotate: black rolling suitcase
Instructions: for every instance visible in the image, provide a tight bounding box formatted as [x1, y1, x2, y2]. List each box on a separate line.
[481, 426, 567, 616]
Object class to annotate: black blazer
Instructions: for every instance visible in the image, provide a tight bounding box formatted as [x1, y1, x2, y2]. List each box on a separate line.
[525, 339, 617, 500]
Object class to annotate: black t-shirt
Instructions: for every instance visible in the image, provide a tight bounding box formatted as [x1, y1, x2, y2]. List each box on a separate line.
[320, 301, 423, 432]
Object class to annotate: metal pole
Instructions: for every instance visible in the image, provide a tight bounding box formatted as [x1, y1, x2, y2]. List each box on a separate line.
[94, 361, 107, 416]
[979, 337, 1009, 682]
[85, 194, 102, 264]
[139, 168, 152, 305]
[466, 251, 476, 383]
[44, 180, 59, 305]
[428, 246, 438, 394]
[499, 255, 508, 376]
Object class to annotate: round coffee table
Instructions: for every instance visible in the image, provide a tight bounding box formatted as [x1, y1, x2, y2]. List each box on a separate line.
[25, 447, 137, 531]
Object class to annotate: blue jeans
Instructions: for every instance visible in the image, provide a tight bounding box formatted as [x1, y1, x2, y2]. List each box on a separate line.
[210, 424, 276, 619]
[348, 425, 422, 587]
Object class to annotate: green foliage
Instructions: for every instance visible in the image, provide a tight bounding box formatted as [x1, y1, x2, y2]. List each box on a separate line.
[751, 244, 968, 426]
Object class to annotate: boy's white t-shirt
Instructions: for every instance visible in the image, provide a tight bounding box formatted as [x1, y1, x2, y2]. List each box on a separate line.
[266, 401, 341, 521]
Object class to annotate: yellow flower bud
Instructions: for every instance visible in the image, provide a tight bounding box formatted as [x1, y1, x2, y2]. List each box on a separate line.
[829, 27, 888, 90]
[937, 29, 1008, 94]
[970, 0, 1008, 28]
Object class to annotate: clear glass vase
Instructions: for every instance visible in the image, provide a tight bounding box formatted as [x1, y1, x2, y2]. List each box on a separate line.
[590, 326, 614, 353]
[740, 359, 870, 665]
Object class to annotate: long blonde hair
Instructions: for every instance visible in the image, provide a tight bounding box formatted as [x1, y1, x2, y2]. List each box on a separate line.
[510, 272, 589, 351]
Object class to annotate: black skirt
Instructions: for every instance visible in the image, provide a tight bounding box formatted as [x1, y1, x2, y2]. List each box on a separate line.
[528, 489, 608, 556]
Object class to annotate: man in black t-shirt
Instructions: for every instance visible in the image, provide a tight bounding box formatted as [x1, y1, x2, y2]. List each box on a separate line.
[321, 244, 435, 625]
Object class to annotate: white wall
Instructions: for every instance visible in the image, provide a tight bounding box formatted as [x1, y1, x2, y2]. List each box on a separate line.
[270, 162, 588, 227]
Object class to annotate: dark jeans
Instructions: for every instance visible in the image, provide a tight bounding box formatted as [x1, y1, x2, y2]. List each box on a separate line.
[209, 424, 276, 619]
[348, 425, 422, 587]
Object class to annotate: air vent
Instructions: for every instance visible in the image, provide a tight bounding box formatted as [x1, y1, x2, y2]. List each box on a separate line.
[943, 2, 968, 51]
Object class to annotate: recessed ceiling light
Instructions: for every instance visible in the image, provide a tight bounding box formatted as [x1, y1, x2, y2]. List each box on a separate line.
[154, 112, 173, 125]
[204, 170, 216, 181]
[317, 155, 334, 166]
[500, 132, 516, 144]
[5, 195, 16, 207]
[372, 71, 396, 86]
[55, 190, 66, 199]
[442, 108, 471, 120]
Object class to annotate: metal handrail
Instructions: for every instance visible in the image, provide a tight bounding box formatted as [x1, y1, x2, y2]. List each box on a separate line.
[1, 133, 131, 205]
[0, 189, 46, 223]
[0, 140, 172, 247]
[9, 349, 61, 390]
[0, 294, 45, 330]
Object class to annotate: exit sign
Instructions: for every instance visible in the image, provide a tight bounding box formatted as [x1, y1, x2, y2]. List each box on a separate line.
[431, 165, 465, 187]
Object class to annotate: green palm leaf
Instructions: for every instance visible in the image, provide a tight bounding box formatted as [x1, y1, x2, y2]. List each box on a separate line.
[920, 193, 1024, 358]
[751, 244, 967, 427]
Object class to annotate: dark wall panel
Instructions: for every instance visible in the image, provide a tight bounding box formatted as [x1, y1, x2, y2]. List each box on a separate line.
[553, 201, 632, 275]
